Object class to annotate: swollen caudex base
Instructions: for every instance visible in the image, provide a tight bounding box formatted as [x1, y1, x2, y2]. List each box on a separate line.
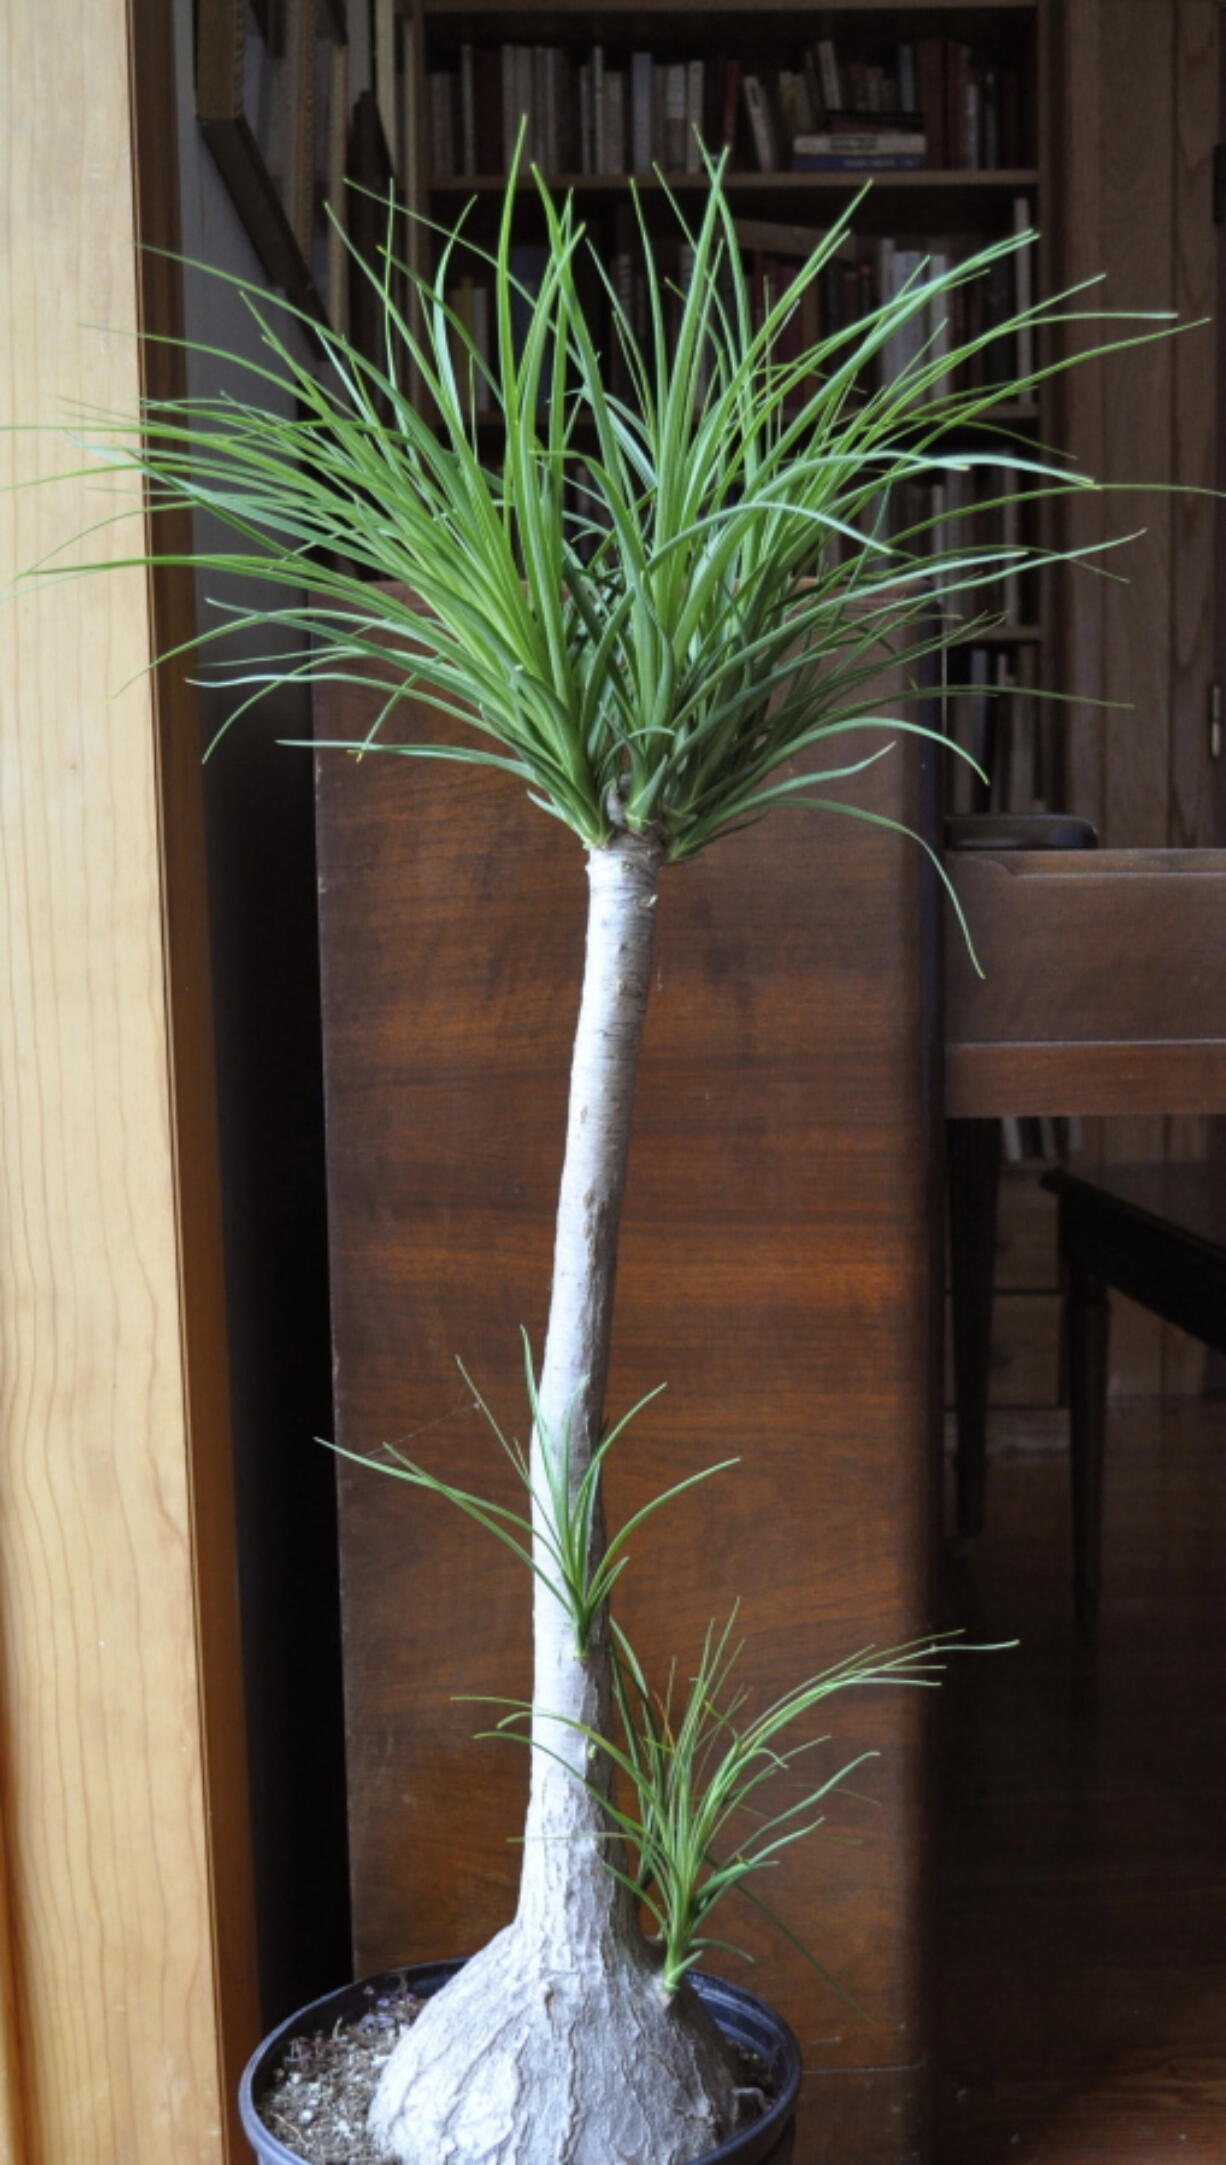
[366, 1916, 738, 2165]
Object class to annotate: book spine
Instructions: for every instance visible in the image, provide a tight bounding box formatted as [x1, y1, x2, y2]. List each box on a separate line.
[794, 131, 926, 154]
[604, 70, 626, 175]
[473, 48, 501, 177]
[375, 0, 399, 172]
[530, 46, 546, 168]
[544, 46, 560, 172]
[428, 73, 455, 180]
[501, 45, 517, 171]
[793, 151, 925, 172]
[720, 57, 742, 151]
[982, 66, 1000, 169]
[685, 58, 704, 172]
[897, 41, 917, 116]
[962, 72, 981, 169]
[742, 74, 777, 171]
[459, 44, 475, 174]
[816, 37, 841, 111]
[945, 40, 966, 169]
[630, 52, 653, 172]
[664, 62, 687, 169]
[578, 62, 593, 174]
[591, 44, 605, 171]
[398, 17, 418, 196]
[915, 37, 945, 167]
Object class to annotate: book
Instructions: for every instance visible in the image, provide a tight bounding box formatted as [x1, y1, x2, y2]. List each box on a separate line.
[742, 75, 779, 172]
[793, 130, 925, 154]
[815, 37, 841, 111]
[719, 58, 742, 150]
[685, 59, 704, 172]
[500, 45, 517, 172]
[473, 48, 501, 176]
[664, 62, 687, 169]
[793, 149, 925, 172]
[914, 37, 946, 166]
[603, 69, 626, 175]
[734, 216, 828, 257]
[428, 72, 456, 179]
[776, 70, 815, 153]
[591, 44, 605, 172]
[630, 52, 653, 172]
[897, 42, 917, 116]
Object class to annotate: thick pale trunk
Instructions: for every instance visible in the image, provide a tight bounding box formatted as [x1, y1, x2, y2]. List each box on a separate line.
[518, 830, 661, 1949]
[368, 834, 742, 2164]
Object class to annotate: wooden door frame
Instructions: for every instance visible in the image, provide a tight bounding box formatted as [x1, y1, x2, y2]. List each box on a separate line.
[0, 0, 260, 2152]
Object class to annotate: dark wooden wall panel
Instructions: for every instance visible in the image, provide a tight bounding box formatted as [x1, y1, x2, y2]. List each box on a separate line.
[1055, 0, 1219, 1396]
[316, 675, 940, 2163]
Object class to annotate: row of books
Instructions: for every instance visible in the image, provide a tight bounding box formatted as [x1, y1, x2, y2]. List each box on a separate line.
[811, 35, 1028, 170]
[425, 40, 1031, 181]
[437, 205, 1036, 433]
[736, 203, 1035, 398]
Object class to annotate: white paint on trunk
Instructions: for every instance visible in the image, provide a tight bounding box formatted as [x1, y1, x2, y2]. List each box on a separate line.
[369, 835, 741, 2162]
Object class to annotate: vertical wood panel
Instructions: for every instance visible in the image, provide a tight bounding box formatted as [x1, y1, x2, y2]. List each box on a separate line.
[318, 673, 940, 2161]
[1055, 0, 1106, 827]
[1163, 0, 1219, 1394]
[1169, 1, 1218, 855]
[1098, 0, 1174, 851]
[1055, 2, 1221, 1396]
[0, 0, 254, 2155]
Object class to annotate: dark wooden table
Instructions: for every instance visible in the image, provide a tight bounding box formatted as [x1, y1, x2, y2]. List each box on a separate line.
[1041, 1161, 1226, 1624]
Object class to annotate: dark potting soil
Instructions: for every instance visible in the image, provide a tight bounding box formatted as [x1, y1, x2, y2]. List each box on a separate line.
[255, 1978, 774, 2165]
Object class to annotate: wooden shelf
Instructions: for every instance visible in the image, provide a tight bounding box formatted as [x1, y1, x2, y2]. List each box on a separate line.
[953, 623, 1043, 645]
[427, 0, 1036, 15]
[430, 168, 1040, 195]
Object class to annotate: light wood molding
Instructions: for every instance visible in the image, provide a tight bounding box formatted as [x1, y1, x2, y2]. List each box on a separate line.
[0, 0, 258, 2155]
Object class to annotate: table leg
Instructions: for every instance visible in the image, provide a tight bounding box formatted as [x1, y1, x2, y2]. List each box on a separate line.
[948, 1117, 1003, 1536]
[1067, 1254, 1110, 1628]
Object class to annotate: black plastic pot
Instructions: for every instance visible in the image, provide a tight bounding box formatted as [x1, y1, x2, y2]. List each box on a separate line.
[240, 1958, 800, 2165]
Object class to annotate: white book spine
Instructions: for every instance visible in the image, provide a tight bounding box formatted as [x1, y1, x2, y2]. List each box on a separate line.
[741, 75, 775, 172]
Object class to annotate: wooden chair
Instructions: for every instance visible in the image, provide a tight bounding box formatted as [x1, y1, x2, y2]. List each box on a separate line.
[1041, 1162, 1226, 1626]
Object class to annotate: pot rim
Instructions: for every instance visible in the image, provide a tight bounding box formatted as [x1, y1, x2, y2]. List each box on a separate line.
[239, 1957, 802, 2165]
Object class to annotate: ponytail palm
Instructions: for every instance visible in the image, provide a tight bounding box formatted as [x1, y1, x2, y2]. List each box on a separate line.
[37, 159, 1176, 2164]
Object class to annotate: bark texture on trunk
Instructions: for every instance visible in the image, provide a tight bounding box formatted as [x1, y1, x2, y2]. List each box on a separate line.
[368, 833, 740, 2163]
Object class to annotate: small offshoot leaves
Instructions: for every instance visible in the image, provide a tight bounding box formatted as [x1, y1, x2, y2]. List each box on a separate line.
[322, 1334, 737, 1656]
[481, 1617, 1015, 1995]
